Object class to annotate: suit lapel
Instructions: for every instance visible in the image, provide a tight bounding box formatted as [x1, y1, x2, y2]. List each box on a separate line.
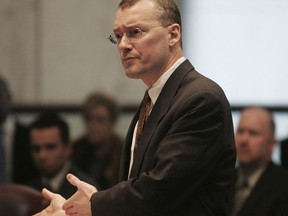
[237, 162, 274, 216]
[129, 60, 195, 178]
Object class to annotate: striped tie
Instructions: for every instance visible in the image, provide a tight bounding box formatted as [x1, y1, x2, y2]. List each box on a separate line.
[134, 90, 151, 152]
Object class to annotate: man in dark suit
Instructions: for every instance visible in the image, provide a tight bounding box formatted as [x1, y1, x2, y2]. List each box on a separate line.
[0, 76, 37, 184]
[27, 111, 96, 199]
[280, 138, 288, 169]
[35, 0, 236, 215]
[231, 107, 288, 216]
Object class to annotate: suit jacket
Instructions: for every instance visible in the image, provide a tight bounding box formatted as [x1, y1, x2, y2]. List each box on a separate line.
[91, 60, 236, 216]
[27, 165, 97, 199]
[11, 121, 38, 184]
[232, 162, 288, 216]
[280, 138, 288, 169]
[71, 133, 123, 190]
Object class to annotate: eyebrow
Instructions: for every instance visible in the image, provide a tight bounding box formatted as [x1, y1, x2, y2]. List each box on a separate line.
[113, 22, 147, 31]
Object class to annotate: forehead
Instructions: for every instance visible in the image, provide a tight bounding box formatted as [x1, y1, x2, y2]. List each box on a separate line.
[31, 127, 62, 143]
[89, 105, 109, 115]
[114, 1, 159, 29]
[238, 109, 271, 131]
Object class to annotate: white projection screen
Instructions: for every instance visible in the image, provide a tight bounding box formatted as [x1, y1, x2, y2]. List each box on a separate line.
[182, 0, 288, 107]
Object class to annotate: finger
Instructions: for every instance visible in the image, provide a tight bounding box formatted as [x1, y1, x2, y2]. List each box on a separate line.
[66, 173, 81, 187]
[42, 188, 54, 201]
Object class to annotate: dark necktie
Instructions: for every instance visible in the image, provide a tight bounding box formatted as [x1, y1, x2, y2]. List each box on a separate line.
[0, 127, 6, 183]
[135, 90, 151, 152]
[232, 177, 249, 216]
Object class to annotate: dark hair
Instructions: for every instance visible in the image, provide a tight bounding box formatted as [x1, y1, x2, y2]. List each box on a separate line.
[82, 92, 119, 123]
[118, 0, 182, 46]
[29, 111, 70, 144]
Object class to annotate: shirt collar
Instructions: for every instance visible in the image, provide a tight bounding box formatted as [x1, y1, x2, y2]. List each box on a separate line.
[42, 161, 71, 191]
[148, 56, 186, 105]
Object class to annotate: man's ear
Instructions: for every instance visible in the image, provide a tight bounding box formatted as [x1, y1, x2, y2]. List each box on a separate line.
[168, 23, 181, 46]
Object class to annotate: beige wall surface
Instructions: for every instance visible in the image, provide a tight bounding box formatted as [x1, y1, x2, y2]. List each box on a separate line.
[0, 0, 181, 106]
[0, 0, 38, 103]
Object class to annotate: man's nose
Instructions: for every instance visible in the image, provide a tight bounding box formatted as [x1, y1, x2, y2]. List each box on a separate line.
[118, 34, 132, 50]
[237, 133, 249, 147]
[38, 149, 49, 159]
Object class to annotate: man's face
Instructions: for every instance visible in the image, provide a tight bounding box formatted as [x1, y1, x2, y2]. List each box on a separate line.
[113, 0, 172, 86]
[85, 105, 114, 144]
[236, 108, 275, 169]
[30, 127, 69, 178]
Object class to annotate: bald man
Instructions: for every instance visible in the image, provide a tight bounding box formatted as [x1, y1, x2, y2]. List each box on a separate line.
[231, 107, 288, 216]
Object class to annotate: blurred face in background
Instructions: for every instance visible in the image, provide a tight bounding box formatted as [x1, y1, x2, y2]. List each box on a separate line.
[85, 105, 115, 144]
[236, 108, 275, 171]
[30, 127, 70, 178]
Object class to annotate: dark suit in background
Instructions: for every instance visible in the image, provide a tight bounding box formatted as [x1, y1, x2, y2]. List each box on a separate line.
[13, 121, 38, 184]
[0, 76, 37, 184]
[90, 60, 236, 216]
[1, 118, 37, 184]
[72, 134, 123, 190]
[28, 165, 96, 199]
[280, 138, 288, 169]
[232, 162, 288, 216]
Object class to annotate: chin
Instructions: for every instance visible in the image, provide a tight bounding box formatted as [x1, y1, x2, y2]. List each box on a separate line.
[125, 71, 141, 79]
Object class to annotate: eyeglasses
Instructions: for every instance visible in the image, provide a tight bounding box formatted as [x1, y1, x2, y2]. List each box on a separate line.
[108, 25, 166, 45]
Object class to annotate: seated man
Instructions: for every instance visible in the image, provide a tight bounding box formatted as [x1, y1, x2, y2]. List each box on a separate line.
[231, 107, 288, 216]
[280, 138, 288, 169]
[71, 92, 123, 190]
[27, 111, 96, 199]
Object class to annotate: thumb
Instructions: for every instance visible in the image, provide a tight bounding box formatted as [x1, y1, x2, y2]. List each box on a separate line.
[66, 173, 81, 188]
[42, 188, 54, 201]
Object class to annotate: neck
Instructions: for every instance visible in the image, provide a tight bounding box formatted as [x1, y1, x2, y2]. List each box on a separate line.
[143, 53, 184, 88]
[239, 160, 270, 176]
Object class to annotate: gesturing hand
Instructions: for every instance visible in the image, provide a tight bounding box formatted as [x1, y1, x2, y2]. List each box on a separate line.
[33, 188, 67, 216]
[62, 173, 98, 216]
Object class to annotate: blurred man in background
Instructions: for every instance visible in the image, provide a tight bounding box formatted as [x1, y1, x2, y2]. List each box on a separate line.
[27, 111, 96, 199]
[232, 107, 288, 216]
[280, 137, 288, 169]
[0, 75, 37, 184]
[71, 92, 123, 190]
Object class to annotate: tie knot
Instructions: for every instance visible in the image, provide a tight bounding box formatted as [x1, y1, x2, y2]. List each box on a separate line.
[143, 90, 151, 104]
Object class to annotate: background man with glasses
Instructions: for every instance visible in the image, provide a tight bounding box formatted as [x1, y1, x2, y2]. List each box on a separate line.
[34, 0, 236, 215]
